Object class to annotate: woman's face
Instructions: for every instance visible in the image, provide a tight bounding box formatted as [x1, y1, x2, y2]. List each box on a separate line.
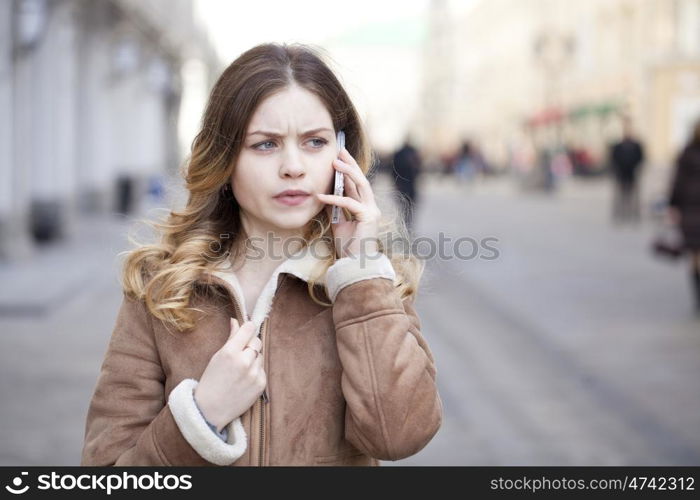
[231, 83, 337, 237]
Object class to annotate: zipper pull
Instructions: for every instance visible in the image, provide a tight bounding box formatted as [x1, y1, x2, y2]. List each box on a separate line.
[262, 389, 269, 404]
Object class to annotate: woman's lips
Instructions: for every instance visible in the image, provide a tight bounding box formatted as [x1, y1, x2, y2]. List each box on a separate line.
[274, 194, 311, 206]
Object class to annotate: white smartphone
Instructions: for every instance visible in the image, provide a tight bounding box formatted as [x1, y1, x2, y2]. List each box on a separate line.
[332, 130, 345, 224]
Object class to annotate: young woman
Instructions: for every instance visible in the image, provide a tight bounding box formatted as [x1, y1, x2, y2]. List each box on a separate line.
[81, 42, 442, 466]
[669, 119, 700, 311]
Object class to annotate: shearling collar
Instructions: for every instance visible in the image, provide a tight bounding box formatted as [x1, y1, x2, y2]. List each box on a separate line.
[207, 238, 334, 331]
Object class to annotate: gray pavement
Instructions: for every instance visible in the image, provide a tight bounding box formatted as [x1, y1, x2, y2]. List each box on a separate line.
[386, 173, 700, 466]
[0, 213, 133, 465]
[1, 173, 698, 465]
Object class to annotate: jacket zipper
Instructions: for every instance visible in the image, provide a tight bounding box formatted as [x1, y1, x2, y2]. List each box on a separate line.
[221, 274, 270, 465]
[227, 286, 263, 464]
[258, 317, 269, 466]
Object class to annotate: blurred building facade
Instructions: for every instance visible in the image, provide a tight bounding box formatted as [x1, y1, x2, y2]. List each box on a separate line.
[418, 0, 700, 172]
[0, 0, 219, 260]
[321, 15, 427, 156]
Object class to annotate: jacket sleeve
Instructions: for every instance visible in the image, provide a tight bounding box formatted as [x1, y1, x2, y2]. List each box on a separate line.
[80, 293, 247, 466]
[325, 252, 443, 461]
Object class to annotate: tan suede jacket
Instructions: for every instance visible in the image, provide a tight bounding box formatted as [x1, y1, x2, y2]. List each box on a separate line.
[81, 240, 443, 466]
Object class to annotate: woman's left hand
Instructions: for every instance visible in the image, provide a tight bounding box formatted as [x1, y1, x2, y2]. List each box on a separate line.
[316, 147, 381, 259]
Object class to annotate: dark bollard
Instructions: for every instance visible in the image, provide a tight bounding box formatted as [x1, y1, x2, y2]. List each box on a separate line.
[30, 199, 63, 244]
[115, 175, 134, 215]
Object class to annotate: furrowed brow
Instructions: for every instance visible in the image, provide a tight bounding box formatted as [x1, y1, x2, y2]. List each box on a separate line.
[247, 127, 333, 138]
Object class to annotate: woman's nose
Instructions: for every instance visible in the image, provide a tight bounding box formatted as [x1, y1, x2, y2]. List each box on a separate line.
[279, 147, 306, 178]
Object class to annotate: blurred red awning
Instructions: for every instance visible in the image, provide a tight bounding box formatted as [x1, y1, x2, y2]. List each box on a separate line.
[525, 107, 565, 128]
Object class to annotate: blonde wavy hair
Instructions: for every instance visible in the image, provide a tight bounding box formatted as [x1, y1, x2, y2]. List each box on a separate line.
[120, 42, 424, 332]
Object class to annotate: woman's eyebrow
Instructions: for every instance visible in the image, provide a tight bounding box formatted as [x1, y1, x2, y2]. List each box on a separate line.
[247, 127, 333, 138]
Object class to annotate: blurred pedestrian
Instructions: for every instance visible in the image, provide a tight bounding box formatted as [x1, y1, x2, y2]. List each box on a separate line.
[392, 137, 422, 233]
[454, 141, 477, 185]
[609, 119, 644, 223]
[537, 148, 556, 192]
[440, 152, 455, 177]
[668, 119, 700, 311]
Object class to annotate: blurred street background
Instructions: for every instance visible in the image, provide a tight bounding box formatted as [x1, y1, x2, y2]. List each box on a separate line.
[1, 0, 700, 465]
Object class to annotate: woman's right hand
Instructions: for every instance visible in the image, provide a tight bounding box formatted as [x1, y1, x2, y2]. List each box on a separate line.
[194, 318, 266, 432]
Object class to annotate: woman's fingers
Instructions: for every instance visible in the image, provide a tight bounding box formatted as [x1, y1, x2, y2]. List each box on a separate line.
[253, 354, 265, 377]
[246, 336, 262, 354]
[241, 345, 259, 365]
[229, 319, 257, 351]
[338, 146, 361, 169]
[318, 192, 380, 223]
[228, 318, 238, 338]
[333, 149, 374, 202]
[343, 172, 361, 201]
[324, 203, 354, 224]
[316, 193, 364, 217]
[320, 148, 381, 225]
[332, 158, 371, 200]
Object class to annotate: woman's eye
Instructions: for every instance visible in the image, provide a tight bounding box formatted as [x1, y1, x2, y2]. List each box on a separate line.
[309, 138, 328, 148]
[254, 140, 276, 151]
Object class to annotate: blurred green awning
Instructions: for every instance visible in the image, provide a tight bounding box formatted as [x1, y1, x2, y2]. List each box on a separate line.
[568, 101, 622, 120]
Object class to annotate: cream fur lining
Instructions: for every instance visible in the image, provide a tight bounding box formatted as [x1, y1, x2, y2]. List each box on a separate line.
[210, 239, 396, 333]
[325, 252, 396, 302]
[168, 378, 247, 466]
[211, 238, 332, 333]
